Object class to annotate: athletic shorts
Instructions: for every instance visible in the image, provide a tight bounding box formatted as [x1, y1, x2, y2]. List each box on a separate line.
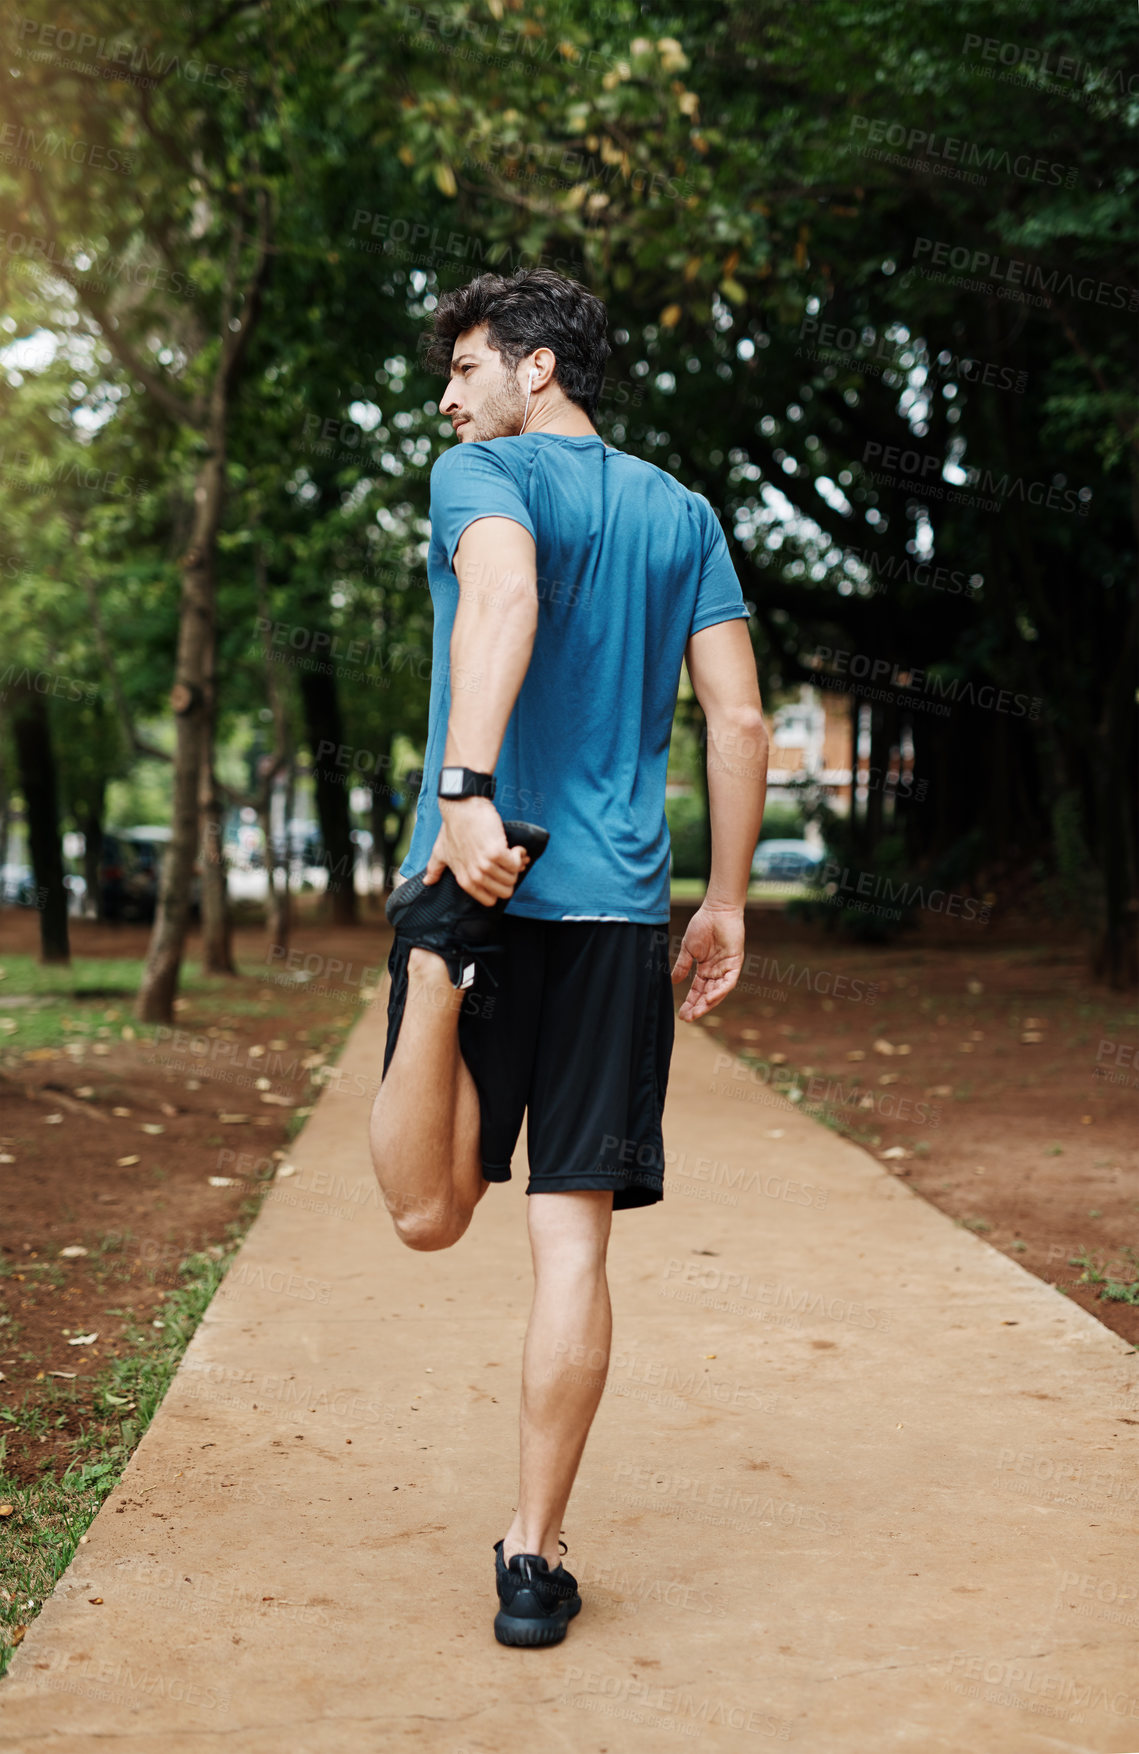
[381, 917, 675, 1209]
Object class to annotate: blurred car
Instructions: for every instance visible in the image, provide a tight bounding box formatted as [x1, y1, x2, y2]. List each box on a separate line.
[99, 828, 201, 923]
[750, 839, 824, 883]
[0, 862, 39, 906]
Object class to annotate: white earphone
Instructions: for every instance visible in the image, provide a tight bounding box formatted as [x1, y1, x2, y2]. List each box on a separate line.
[518, 364, 538, 435]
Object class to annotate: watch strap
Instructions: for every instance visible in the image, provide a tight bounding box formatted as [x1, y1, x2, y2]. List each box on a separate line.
[437, 766, 496, 801]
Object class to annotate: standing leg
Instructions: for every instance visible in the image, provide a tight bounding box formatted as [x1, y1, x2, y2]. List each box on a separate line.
[501, 1190, 614, 1567]
[368, 945, 488, 1251]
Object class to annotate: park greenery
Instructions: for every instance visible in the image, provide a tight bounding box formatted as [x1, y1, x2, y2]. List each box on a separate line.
[0, 0, 1135, 1013]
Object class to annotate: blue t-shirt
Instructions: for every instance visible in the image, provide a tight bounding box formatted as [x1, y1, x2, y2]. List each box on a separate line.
[400, 432, 750, 923]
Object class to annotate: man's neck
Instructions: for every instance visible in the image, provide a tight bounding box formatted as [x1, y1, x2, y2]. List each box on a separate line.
[521, 402, 599, 439]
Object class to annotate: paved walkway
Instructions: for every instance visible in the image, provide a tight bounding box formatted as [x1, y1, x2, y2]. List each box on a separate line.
[2, 988, 1136, 1753]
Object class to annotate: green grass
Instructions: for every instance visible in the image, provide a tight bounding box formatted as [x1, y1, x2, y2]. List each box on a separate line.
[1069, 1249, 1139, 1306]
[0, 1243, 242, 1676]
[0, 955, 244, 1054]
[0, 951, 366, 1674]
[669, 879, 809, 904]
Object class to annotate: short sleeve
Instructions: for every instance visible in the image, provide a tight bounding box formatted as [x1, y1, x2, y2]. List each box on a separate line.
[429, 442, 537, 572]
[689, 497, 751, 637]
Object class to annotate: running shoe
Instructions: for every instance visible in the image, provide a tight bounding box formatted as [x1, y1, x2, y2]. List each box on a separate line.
[385, 821, 549, 988]
[493, 1538, 582, 1647]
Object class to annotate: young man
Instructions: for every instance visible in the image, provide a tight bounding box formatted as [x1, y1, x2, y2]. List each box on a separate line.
[369, 267, 768, 1647]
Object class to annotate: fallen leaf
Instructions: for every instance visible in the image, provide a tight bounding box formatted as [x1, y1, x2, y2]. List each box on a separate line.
[873, 1040, 896, 1055]
[88, 1597, 103, 1605]
[259, 1093, 294, 1107]
[48, 1370, 77, 1379]
[59, 1246, 88, 1258]
[160, 1104, 179, 1118]
[0, 1153, 14, 1164]
[846, 1049, 866, 1061]
[116, 1155, 140, 1167]
[0, 1020, 17, 1034]
[1021, 1031, 1044, 1044]
[68, 1333, 98, 1346]
[926, 1085, 953, 1097]
[0, 1504, 12, 1517]
[966, 979, 983, 994]
[218, 1114, 250, 1125]
[769, 1053, 787, 1065]
[878, 1073, 900, 1086]
[275, 1164, 297, 1179]
[112, 1107, 131, 1118]
[75, 1087, 95, 1098]
[1024, 1016, 1044, 1028]
[208, 1176, 240, 1187]
[120, 1026, 136, 1041]
[881, 1146, 911, 1160]
[185, 1079, 201, 1089]
[44, 1113, 64, 1125]
[10, 1626, 25, 1644]
[91, 1044, 111, 1055]
[139, 1123, 165, 1135]
[268, 1039, 288, 1051]
[24, 1048, 58, 1061]
[255, 1077, 271, 1091]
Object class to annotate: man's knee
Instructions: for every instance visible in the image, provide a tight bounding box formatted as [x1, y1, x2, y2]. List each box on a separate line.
[390, 1198, 468, 1252]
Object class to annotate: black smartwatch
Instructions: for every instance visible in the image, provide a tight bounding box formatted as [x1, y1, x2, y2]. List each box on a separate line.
[437, 766, 496, 802]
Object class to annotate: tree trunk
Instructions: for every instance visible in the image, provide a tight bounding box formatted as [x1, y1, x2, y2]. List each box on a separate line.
[297, 664, 357, 926]
[1094, 600, 1139, 987]
[10, 683, 69, 964]
[199, 710, 236, 975]
[136, 436, 224, 1022]
[0, 719, 11, 876]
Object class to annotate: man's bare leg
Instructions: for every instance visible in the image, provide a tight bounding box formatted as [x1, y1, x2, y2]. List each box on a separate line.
[368, 943, 488, 1251]
[501, 1190, 614, 1567]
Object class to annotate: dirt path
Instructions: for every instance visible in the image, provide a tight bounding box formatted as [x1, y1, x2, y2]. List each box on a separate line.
[1, 978, 1135, 1751]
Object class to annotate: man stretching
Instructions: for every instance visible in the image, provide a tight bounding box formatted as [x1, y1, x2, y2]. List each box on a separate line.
[369, 266, 768, 1647]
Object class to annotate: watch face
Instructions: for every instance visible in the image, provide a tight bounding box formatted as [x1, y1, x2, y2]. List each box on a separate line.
[440, 769, 462, 795]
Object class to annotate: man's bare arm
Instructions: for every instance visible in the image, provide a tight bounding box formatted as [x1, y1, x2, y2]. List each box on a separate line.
[671, 618, 769, 1019]
[424, 516, 539, 904]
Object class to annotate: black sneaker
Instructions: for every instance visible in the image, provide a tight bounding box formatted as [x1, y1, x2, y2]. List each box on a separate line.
[493, 1538, 582, 1647]
[385, 822, 549, 988]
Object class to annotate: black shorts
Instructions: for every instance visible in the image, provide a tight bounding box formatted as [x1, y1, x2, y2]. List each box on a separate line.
[382, 917, 675, 1210]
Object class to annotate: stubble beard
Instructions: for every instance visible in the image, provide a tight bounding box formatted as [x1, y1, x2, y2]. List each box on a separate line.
[464, 368, 525, 442]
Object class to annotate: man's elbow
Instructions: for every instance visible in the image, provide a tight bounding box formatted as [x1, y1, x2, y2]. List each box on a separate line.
[707, 705, 768, 774]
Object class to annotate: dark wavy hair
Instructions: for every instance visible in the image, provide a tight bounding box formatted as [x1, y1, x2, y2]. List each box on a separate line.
[421, 266, 611, 419]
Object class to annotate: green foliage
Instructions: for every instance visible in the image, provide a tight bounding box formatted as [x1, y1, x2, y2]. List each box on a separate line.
[666, 790, 709, 879]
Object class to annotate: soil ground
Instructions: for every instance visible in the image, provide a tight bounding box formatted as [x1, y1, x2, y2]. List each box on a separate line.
[1, 896, 1136, 1506]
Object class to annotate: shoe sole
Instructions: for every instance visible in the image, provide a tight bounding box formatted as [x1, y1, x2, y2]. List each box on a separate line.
[493, 1596, 582, 1648]
[386, 821, 550, 937]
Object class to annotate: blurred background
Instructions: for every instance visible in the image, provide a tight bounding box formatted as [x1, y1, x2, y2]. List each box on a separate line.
[1, 0, 1134, 1002]
[1, 0, 1138, 1666]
